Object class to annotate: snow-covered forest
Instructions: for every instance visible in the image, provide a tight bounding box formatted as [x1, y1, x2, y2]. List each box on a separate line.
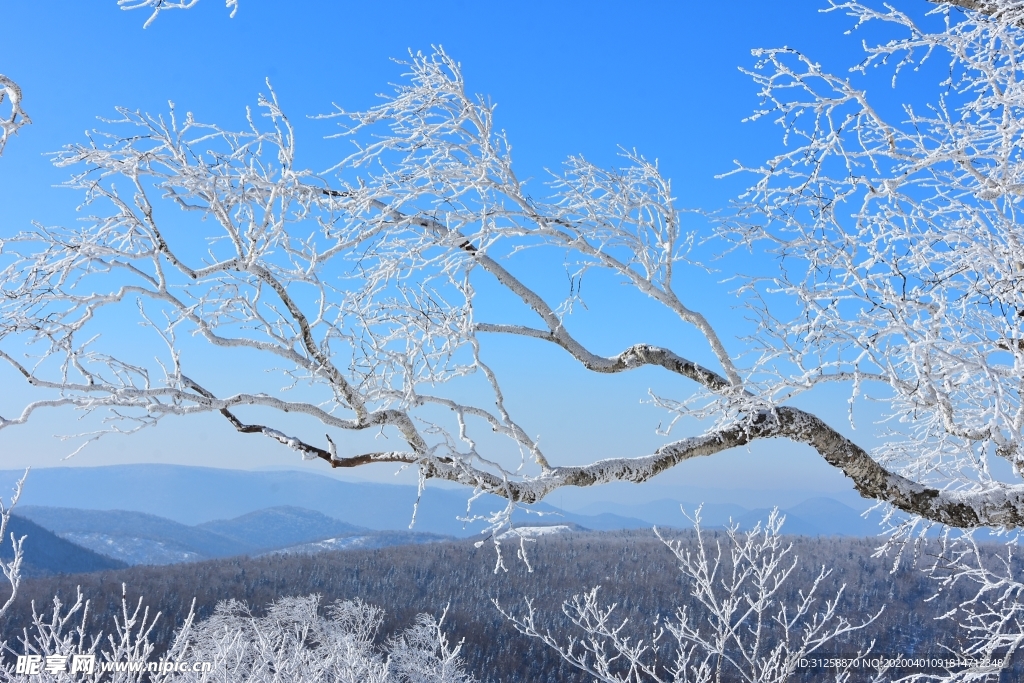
[6, 0, 1024, 680]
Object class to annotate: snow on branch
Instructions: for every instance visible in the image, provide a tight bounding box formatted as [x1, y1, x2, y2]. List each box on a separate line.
[915, 533, 1024, 681]
[10, 21, 1024, 532]
[118, 0, 238, 28]
[0, 75, 29, 156]
[714, 0, 1024, 527]
[501, 509, 887, 683]
[0, 471, 27, 621]
[0, 590, 474, 682]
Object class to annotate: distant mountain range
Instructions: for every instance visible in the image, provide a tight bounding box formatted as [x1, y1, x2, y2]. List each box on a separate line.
[17, 506, 251, 563]
[572, 496, 881, 537]
[197, 506, 364, 548]
[15, 505, 451, 566]
[0, 464, 884, 539]
[0, 465, 652, 536]
[0, 462, 887, 572]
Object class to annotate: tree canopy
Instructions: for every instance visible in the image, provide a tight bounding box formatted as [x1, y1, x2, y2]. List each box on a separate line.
[3, 1, 1024, 533]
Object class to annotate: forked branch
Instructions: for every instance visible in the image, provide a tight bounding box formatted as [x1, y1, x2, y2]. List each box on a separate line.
[6, 11, 1024, 534]
[0, 75, 30, 156]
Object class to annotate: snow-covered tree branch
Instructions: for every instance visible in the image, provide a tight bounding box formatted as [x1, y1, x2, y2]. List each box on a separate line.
[910, 533, 1024, 681]
[0, 75, 29, 156]
[0, 589, 474, 683]
[0, 585, 168, 683]
[118, 0, 238, 28]
[8, 2, 1024, 530]
[501, 509, 886, 683]
[718, 0, 1024, 529]
[0, 471, 27, 621]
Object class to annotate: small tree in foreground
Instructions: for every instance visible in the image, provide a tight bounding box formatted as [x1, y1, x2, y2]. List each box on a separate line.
[0, 513, 895, 683]
[0, 585, 166, 683]
[0, 472, 27, 621]
[0, 589, 474, 683]
[501, 510, 887, 683]
[906, 533, 1024, 682]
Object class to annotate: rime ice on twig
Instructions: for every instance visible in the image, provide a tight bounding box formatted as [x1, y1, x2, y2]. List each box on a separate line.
[500, 509, 888, 683]
[0, 470, 27, 621]
[118, 0, 239, 28]
[0, 75, 30, 156]
[719, 0, 1024, 526]
[9, 9, 1024, 530]
[0, 589, 474, 682]
[0, 584, 170, 683]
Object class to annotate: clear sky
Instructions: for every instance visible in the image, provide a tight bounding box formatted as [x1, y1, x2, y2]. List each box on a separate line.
[0, 1, 934, 507]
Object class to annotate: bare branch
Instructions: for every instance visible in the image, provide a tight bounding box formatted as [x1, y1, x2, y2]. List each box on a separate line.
[0, 75, 30, 156]
[118, 0, 239, 28]
[0, 470, 28, 620]
[10, 23, 1024, 535]
[501, 509, 886, 683]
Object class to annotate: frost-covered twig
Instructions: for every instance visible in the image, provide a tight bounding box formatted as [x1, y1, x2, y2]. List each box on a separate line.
[0, 584, 169, 683]
[905, 532, 1024, 681]
[0, 75, 30, 156]
[10, 8, 1024, 530]
[500, 509, 886, 683]
[718, 0, 1024, 525]
[117, 0, 238, 28]
[0, 470, 27, 620]
[0, 590, 475, 683]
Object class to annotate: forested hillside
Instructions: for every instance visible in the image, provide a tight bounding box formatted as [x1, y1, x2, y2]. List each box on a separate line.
[2, 530, 1013, 682]
[0, 516, 126, 577]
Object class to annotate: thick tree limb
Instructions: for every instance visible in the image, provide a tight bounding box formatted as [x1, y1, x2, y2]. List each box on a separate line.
[934, 0, 998, 13]
[9, 36, 1024, 535]
[198, 375, 1024, 527]
[426, 406, 1024, 528]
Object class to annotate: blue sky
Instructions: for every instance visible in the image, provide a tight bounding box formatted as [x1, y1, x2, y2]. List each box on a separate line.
[0, 1, 934, 507]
